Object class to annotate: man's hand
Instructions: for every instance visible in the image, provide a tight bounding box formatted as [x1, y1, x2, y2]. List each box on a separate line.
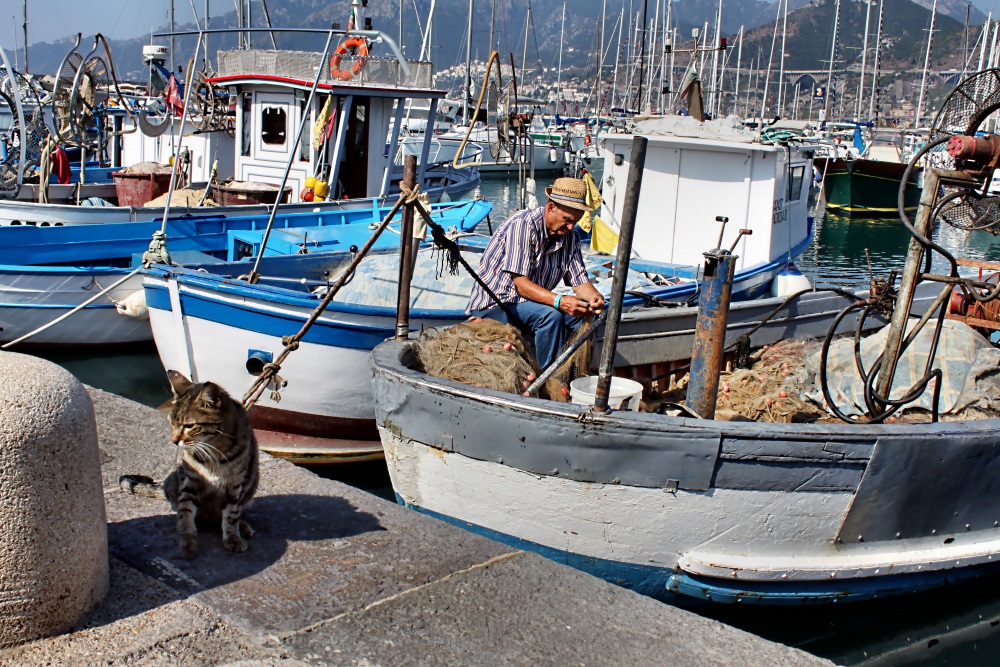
[586, 294, 604, 315]
[555, 295, 590, 317]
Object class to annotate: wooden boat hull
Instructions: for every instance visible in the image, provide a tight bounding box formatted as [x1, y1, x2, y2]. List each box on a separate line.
[822, 158, 921, 217]
[370, 337, 1000, 605]
[0, 200, 489, 347]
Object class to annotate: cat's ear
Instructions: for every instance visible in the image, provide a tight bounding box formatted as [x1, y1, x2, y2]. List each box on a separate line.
[167, 370, 193, 397]
[198, 383, 223, 409]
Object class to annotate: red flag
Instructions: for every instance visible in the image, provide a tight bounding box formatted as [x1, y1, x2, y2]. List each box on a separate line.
[166, 74, 184, 116]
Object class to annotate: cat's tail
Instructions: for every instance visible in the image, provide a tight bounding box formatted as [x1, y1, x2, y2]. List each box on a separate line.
[119, 475, 167, 499]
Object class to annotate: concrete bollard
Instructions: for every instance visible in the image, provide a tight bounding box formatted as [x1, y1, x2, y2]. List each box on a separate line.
[0, 351, 108, 648]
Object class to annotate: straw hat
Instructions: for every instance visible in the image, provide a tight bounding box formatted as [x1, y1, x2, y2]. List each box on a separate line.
[545, 177, 594, 212]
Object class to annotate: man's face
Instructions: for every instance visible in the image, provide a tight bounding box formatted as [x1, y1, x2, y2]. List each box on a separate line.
[544, 201, 583, 236]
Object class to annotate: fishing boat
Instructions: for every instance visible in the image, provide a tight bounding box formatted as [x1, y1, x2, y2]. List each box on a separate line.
[372, 69, 1000, 605]
[0, 21, 479, 226]
[0, 199, 491, 348]
[821, 130, 923, 217]
[139, 115, 816, 463]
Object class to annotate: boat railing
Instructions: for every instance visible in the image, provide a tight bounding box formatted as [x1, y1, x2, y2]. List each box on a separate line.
[216, 50, 432, 89]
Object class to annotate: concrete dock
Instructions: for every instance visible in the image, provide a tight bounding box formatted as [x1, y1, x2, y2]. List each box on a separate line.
[0, 386, 833, 666]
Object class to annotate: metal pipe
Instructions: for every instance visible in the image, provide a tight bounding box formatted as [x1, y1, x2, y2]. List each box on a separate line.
[395, 156, 418, 340]
[593, 136, 648, 413]
[685, 250, 737, 420]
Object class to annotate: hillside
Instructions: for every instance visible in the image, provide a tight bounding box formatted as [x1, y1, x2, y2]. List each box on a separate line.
[12, 0, 976, 86]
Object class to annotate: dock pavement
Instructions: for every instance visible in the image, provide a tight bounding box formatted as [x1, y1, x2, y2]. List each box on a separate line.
[0, 387, 833, 666]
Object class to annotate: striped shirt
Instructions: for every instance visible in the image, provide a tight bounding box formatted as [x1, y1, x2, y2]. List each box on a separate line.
[468, 206, 589, 312]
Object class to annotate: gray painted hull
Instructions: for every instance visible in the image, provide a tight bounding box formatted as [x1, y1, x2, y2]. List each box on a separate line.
[370, 321, 1000, 604]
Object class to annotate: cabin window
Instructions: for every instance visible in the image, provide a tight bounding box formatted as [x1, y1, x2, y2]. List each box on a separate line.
[261, 106, 287, 145]
[298, 99, 309, 162]
[787, 165, 805, 201]
[241, 95, 251, 156]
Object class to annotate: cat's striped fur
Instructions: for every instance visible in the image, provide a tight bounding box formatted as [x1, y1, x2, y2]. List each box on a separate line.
[120, 370, 259, 558]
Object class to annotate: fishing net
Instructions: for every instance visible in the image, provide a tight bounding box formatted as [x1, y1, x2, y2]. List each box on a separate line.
[414, 318, 586, 402]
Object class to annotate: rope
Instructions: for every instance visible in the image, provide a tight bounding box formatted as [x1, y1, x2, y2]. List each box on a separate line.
[404, 186, 522, 327]
[1, 267, 141, 349]
[37, 135, 55, 204]
[242, 190, 411, 409]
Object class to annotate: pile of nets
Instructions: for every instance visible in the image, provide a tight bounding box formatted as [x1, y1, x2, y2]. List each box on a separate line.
[715, 339, 824, 423]
[414, 318, 584, 401]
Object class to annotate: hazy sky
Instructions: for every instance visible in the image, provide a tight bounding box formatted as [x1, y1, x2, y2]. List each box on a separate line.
[4, 0, 1000, 50]
[0, 0, 200, 47]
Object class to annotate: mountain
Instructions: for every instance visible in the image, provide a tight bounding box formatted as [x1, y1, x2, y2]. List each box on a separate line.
[12, 0, 976, 85]
[737, 0, 967, 72]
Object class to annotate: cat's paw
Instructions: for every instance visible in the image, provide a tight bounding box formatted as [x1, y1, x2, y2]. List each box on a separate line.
[224, 535, 248, 553]
[179, 535, 198, 559]
[239, 520, 255, 539]
[119, 474, 155, 494]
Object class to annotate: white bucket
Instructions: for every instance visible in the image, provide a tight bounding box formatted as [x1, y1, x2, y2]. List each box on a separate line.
[569, 376, 644, 411]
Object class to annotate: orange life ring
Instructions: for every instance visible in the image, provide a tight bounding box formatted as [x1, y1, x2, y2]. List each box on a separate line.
[329, 37, 369, 81]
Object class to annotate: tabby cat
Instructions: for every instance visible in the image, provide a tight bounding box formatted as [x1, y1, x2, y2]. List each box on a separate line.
[120, 370, 259, 558]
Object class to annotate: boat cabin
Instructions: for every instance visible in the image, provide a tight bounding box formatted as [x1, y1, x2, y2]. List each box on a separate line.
[600, 129, 815, 276]
[122, 33, 448, 203]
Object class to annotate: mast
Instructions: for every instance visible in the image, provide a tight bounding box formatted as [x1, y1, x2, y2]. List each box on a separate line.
[857, 0, 872, 119]
[660, 0, 672, 114]
[418, 0, 437, 61]
[464, 0, 473, 123]
[761, 3, 781, 121]
[557, 2, 566, 112]
[824, 0, 840, 121]
[733, 26, 743, 117]
[709, 0, 722, 116]
[637, 0, 649, 113]
[778, 0, 788, 115]
[21, 0, 27, 72]
[521, 6, 530, 87]
[597, 0, 607, 121]
[611, 7, 624, 109]
[915, 0, 937, 128]
[646, 0, 659, 113]
[171, 0, 176, 73]
[978, 13, 991, 72]
[399, 0, 403, 53]
[489, 0, 497, 54]
[868, 0, 884, 122]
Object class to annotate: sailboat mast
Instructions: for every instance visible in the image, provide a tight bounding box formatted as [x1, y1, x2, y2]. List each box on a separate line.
[868, 0, 884, 121]
[557, 2, 566, 112]
[611, 8, 624, 109]
[637, 0, 649, 113]
[857, 0, 872, 119]
[489, 0, 497, 53]
[597, 0, 607, 121]
[915, 0, 937, 128]
[762, 4, 781, 121]
[660, 0, 672, 114]
[778, 0, 788, 115]
[21, 0, 27, 72]
[520, 7, 530, 87]
[709, 0, 722, 116]
[978, 14, 991, 72]
[464, 0, 473, 123]
[824, 0, 840, 121]
[734, 26, 743, 117]
[646, 0, 659, 113]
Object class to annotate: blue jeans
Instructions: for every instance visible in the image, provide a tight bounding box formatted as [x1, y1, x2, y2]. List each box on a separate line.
[473, 301, 582, 370]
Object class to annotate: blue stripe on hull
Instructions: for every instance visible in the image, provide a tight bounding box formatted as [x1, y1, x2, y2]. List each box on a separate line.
[396, 495, 675, 600]
[399, 495, 1000, 605]
[145, 283, 393, 350]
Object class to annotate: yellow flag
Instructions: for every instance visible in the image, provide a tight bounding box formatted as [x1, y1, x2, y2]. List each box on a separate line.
[577, 171, 603, 233]
[313, 96, 334, 150]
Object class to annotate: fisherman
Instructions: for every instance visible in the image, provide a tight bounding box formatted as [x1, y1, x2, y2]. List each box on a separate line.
[468, 177, 605, 370]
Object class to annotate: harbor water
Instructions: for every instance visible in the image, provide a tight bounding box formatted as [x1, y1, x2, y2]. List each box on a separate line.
[26, 174, 1000, 666]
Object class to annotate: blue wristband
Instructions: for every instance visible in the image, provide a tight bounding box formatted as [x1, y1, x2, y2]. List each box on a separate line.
[553, 294, 562, 310]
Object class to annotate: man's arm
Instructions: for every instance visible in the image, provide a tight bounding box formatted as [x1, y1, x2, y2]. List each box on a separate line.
[512, 275, 592, 317]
